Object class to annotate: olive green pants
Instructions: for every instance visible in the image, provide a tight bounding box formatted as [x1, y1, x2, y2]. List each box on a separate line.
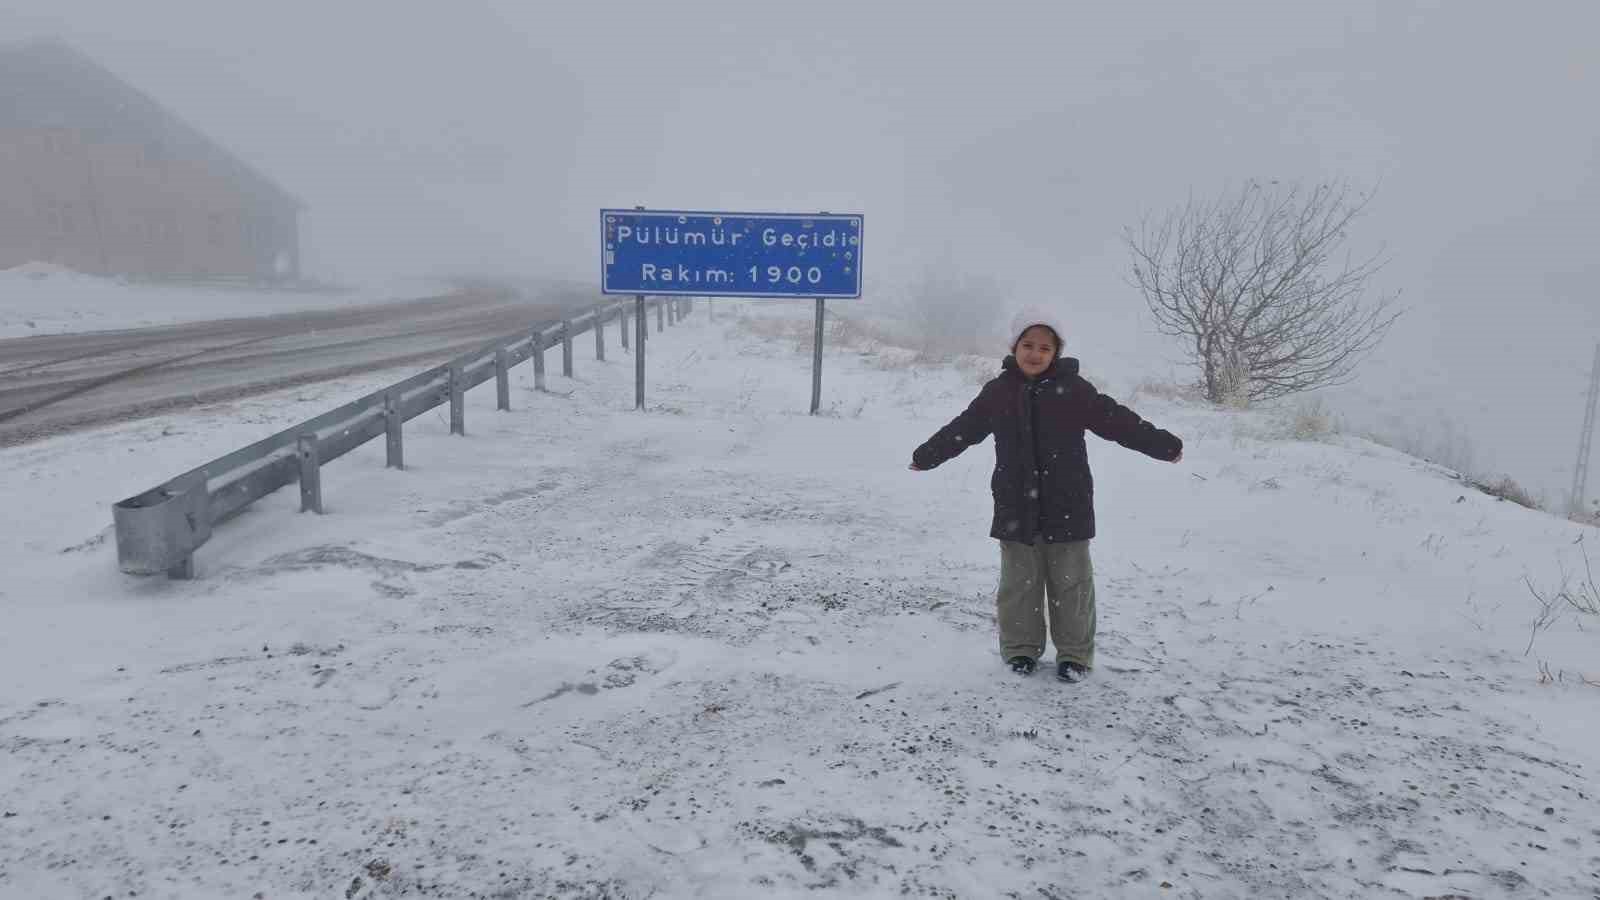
[996, 538, 1095, 667]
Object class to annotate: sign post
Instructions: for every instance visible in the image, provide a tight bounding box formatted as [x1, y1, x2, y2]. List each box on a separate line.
[601, 209, 862, 413]
[635, 295, 645, 410]
[811, 298, 825, 415]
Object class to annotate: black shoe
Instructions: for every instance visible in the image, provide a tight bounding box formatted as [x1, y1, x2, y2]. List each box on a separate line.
[1007, 656, 1037, 675]
[1056, 661, 1089, 683]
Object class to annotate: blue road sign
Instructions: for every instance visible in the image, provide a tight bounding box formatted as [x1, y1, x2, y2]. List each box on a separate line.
[601, 209, 863, 298]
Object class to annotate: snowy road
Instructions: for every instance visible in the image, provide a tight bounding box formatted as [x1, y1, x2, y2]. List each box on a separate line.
[0, 288, 589, 447]
[1, 303, 1597, 898]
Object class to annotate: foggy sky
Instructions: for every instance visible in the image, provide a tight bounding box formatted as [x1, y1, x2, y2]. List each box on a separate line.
[5, 0, 1600, 500]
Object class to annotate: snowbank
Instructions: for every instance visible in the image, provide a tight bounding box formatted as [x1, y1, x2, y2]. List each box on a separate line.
[0, 261, 456, 339]
[0, 301, 1596, 898]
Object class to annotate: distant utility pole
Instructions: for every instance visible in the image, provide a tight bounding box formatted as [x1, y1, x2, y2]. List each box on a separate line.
[1569, 342, 1600, 518]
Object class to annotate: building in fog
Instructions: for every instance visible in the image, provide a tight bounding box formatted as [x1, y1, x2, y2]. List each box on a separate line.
[0, 38, 301, 281]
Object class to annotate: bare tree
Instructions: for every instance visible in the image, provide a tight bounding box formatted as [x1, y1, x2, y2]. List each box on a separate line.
[1125, 181, 1401, 404]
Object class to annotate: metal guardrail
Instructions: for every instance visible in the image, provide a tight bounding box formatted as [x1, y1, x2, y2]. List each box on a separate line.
[113, 295, 694, 579]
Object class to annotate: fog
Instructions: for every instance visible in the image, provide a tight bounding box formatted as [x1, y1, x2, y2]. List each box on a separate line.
[5, 0, 1599, 502]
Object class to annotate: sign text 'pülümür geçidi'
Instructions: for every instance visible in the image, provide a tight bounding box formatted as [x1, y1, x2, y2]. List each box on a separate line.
[614, 223, 859, 286]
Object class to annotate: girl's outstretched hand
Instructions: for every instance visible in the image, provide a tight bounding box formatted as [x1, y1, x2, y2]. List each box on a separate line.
[1172, 450, 1183, 463]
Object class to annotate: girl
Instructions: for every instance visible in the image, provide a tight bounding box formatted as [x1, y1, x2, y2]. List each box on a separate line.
[909, 307, 1183, 683]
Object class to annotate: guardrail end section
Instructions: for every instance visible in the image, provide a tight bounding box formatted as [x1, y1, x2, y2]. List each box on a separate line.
[113, 472, 212, 577]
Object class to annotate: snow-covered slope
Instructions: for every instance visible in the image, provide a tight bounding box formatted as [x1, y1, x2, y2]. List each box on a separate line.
[1, 301, 1596, 898]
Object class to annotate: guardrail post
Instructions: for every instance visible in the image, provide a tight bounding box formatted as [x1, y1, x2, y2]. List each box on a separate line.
[449, 363, 465, 435]
[594, 310, 606, 361]
[620, 307, 630, 351]
[532, 332, 547, 391]
[384, 391, 403, 469]
[636, 295, 646, 409]
[562, 320, 574, 377]
[656, 300, 664, 333]
[495, 349, 511, 411]
[298, 433, 323, 513]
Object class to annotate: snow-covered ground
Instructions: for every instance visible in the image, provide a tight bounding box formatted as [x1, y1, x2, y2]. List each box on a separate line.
[2, 301, 1598, 898]
[0, 262, 457, 339]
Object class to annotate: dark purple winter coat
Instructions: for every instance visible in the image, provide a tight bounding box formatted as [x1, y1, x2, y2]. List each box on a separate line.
[911, 356, 1182, 544]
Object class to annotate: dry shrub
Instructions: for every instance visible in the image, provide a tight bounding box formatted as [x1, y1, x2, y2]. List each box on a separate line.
[1129, 378, 1205, 405]
[1361, 413, 1478, 480]
[1286, 397, 1334, 441]
[735, 309, 814, 354]
[953, 354, 1000, 386]
[1447, 469, 1543, 511]
[1473, 475, 1542, 511]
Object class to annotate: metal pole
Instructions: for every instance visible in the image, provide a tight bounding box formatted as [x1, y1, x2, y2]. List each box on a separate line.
[810, 298, 825, 415]
[384, 390, 403, 470]
[657, 299, 664, 333]
[1569, 342, 1600, 517]
[635, 295, 646, 410]
[297, 433, 323, 513]
[495, 349, 511, 411]
[561, 320, 574, 377]
[811, 211, 832, 416]
[449, 363, 465, 435]
[620, 305, 629, 350]
[595, 310, 606, 361]
[532, 332, 547, 392]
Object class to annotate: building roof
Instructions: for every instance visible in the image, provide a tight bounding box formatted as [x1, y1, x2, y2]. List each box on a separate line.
[0, 37, 303, 210]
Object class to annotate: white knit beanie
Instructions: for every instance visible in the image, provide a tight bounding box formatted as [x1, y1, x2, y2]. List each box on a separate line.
[1007, 305, 1067, 356]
